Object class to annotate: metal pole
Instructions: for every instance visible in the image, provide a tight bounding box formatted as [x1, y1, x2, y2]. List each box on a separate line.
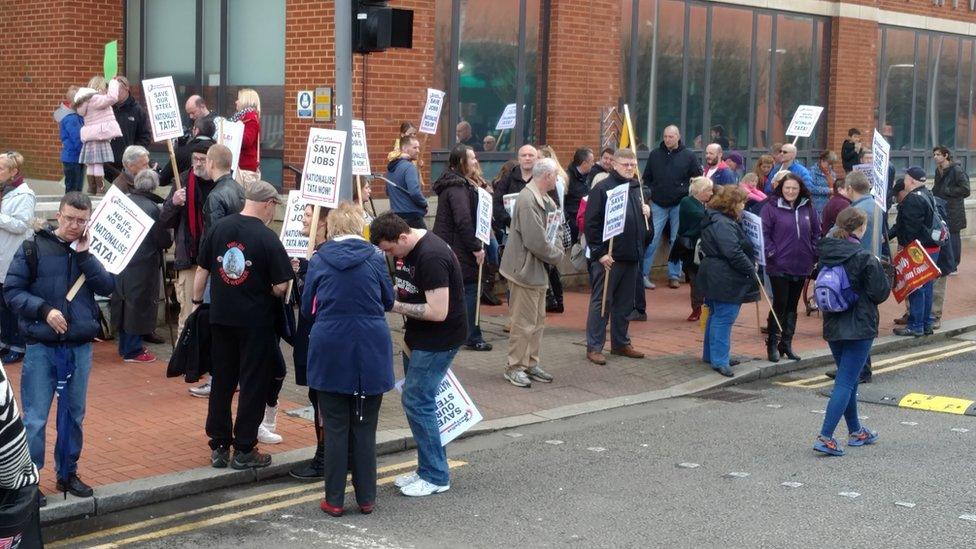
[335, 0, 354, 202]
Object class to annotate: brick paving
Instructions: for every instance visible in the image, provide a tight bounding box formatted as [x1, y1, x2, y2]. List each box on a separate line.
[8, 240, 976, 496]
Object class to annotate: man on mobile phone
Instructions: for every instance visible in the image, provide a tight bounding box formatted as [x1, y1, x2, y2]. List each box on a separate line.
[3, 192, 115, 506]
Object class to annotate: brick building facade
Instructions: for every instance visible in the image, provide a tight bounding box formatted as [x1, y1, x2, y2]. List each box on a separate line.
[3, 0, 976, 188]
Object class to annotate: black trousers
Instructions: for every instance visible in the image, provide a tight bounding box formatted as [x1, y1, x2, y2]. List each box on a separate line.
[318, 391, 382, 507]
[207, 324, 276, 453]
[545, 264, 563, 304]
[768, 275, 804, 337]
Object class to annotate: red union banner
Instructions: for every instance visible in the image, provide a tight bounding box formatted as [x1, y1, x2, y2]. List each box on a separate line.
[892, 240, 941, 303]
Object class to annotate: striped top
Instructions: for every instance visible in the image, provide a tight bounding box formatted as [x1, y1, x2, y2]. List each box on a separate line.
[0, 364, 38, 490]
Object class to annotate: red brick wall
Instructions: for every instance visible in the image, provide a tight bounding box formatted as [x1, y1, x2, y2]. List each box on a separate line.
[284, 0, 437, 194]
[0, 0, 123, 181]
[825, 16, 879, 164]
[544, 0, 623, 166]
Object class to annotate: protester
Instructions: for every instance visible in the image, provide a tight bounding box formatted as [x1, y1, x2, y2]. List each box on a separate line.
[770, 143, 785, 166]
[465, 157, 502, 306]
[0, 362, 42, 526]
[232, 88, 262, 180]
[369, 213, 466, 497]
[107, 76, 153, 183]
[703, 143, 734, 183]
[193, 181, 292, 470]
[890, 168, 942, 337]
[709, 125, 731, 150]
[387, 122, 418, 163]
[810, 150, 837, 216]
[59, 88, 86, 194]
[482, 135, 497, 152]
[765, 143, 813, 193]
[537, 145, 567, 313]
[111, 170, 172, 363]
[303, 202, 394, 516]
[493, 144, 538, 230]
[642, 125, 702, 290]
[0, 153, 35, 364]
[180, 95, 215, 146]
[584, 149, 651, 365]
[289, 204, 329, 480]
[674, 176, 713, 322]
[490, 160, 518, 244]
[202, 144, 245, 231]
[761, 172, 819, 362]
[820, 177, 851, 238]
[456, 121, 483, 152]
[499, 158, 565, 387]
[739, 173, 766, 210]
[5, 192, 115, 502]
[160, 117, 216, 188]
[813, 207, 890, 456]
[432, 145, 490, 352]
[566, 148, 595, 244]
[75, 76, 122, 195]
[724, 151, 745, 178]
[111, 145, 151, 195]
[841, 128, 865, 173]
[932, 145, 969, 274]
[385, 135, 428, 229]
[696, 186, 758, 377]
[586, 147, 614, 187]
[753, 154, 774, 187]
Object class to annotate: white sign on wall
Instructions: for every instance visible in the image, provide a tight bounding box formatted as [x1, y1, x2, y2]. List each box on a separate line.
[141, 76, 183, 142]
[297, 90, 313, 119]
[280, 191, 310, 259]
[82, 185, 155, 275]
[419, 88, 446, 134]
[300, 127, 347, 209]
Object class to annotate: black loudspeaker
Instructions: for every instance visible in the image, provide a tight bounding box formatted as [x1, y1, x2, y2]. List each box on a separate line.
[390, 8, 413, 48]
[353, 1, 413, 53]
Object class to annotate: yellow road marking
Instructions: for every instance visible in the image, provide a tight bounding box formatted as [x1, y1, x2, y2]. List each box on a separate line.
[899, 393, 975, 415]
[774, 342, 976, 389]
[49, 459, 421, 548]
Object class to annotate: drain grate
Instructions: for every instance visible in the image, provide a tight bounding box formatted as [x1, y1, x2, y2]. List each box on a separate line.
[695, 389, 762, 403]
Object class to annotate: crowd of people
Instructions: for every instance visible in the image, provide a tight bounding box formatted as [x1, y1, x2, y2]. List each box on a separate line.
[0, 81, 971, 521]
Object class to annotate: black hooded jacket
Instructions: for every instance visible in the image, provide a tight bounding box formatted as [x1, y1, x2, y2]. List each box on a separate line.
[817, 236, 890, 341]
[695, 209, 759, 304]
[642, 140, 703, 208]
[433, 169, 482, 283]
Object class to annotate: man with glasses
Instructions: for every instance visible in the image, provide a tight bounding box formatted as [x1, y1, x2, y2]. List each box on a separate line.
[584, 149, 652, 365]
[764, 143, 813, 194]
[3, 192, 115, 506]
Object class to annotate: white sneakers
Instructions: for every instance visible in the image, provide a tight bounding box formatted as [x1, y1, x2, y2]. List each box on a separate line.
[395, 471, 449, 496]
[188, 379, 211, 398]
[257, 405, 282, 444]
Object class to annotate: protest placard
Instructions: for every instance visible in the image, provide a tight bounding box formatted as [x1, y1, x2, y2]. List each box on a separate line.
[217, 119, 245, 174]
[740, 211, 765, 266]
[141, 76, 183, 142]
[350, 120, 371, 177]
[419, 88, 446, 134]
[280, 191, 310, 258]
[503, 193, 519, 218]
[495, 103, 517, 130]
[475, 187, 492, 245]
[103, 41, 118, 80]
[872, 131, 891, 210]
[545, 211, 561, 246]
[300, 127, 347, 209]
[785, 105, 824, 138]
[602, 184, 629, 242]
[396, 369, 483, 446]
[892, 240, 941, 302]
[83, 185, 155, 275]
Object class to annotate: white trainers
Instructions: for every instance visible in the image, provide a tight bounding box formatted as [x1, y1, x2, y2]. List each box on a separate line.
[400, 478, 450, 497]
[188, 380, 211, 398]
[394, 472, 419, 488]
[257, 405, 282, 444]
[257, 424, 283, 444]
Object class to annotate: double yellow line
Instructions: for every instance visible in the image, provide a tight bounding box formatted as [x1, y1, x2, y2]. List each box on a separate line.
[775, 341, 976, 390]
[50, 459, 467, 548]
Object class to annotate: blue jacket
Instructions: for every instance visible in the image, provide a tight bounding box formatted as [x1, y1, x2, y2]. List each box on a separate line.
[59, 112, 84, 163]
[808, 166, 834, 216]
[385, 158, 427, 217]
[3, 228, 115, 345]
[301, 237, 395, 396]
[765, 161, 813, 194]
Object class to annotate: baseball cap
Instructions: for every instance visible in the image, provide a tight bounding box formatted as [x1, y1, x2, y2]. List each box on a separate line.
[245, 180, 283, 204]
[905, 166, 926, 183]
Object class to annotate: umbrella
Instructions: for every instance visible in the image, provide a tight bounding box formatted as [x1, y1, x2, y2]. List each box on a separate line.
[46, 345, 77, 500]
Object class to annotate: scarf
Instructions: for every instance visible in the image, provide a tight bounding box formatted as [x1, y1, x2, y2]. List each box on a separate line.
[186, 170, 205, 256]
[230, 107, 257, 122]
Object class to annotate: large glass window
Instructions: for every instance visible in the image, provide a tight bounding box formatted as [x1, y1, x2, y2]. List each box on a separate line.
[621, 1, 829, 163]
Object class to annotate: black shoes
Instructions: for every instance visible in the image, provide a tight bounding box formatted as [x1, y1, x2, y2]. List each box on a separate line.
[289, 457, 325, 480]
[480, 291, 502, 306]
[545, 301, 564, 313]
[464, 342, 493, 352]
[627, 310, 648, 322]
[56, 474, 93, 498]
[778, 341, 801, 361]
[211, 447, 230, 468]
[231, 448, 272, 469]
[766, 336, 780, 362]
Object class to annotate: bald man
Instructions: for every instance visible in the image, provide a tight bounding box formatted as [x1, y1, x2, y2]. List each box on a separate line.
[456, 121, 483, 152]
[764, 143, 813, 193]
[180, 95, 215, 146]
[494, 144, 538, 228]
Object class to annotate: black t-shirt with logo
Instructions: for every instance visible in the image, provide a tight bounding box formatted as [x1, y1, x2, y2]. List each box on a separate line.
[197, 213, 294, 327]
[395, 232, 467, 351]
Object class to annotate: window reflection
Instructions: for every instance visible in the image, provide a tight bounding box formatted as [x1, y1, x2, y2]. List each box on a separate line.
[651, 0, 684, 145]
[771, 16, 815, 148]
[708, 6, 753, 152]
[685, 6, 706, 149]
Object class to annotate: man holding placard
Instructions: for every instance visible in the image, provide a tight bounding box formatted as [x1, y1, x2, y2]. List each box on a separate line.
[4, 192, 115, 503]
[584, 149, 651, 366]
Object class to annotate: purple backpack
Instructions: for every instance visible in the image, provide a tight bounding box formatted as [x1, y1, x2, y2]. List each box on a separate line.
[814, 265, 858, 313]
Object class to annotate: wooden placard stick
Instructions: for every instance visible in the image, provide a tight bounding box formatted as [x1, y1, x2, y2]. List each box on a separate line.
[166, 140, 182, 191]
[66, 275, 86, 302]
[601, 238, 615, 317]
[475, 261, 484, 327]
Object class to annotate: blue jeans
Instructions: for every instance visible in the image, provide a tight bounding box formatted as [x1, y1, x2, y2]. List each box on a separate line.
[401, 347, 459, 486]
[63, 162, 86, 193]
[702, 300, 741, 368]
[463, 283, 484, 345]
[20, 343, 92, 479]
[820, 339, 872, 438]
[118, 330, 143, 359]
[907, 251, 938, 332]
[486, 236, 500, 265]
[644, 202, 682, 279]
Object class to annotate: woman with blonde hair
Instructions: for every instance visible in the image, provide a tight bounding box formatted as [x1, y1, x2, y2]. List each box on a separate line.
[673, 176, 713, 321]
[303, 201, 394, 516]
[231, 88, 262, 179]
[75, 75, 123, 194]
[0, 152, 36, 363]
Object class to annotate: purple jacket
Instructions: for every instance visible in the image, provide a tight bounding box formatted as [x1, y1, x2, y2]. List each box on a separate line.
[761, 197, 820, 277]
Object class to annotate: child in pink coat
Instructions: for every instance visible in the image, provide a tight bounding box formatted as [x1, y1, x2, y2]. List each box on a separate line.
[74, 76, 122, 194]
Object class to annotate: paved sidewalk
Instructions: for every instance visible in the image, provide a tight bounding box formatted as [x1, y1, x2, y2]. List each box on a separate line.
[12, 240, 976, 507]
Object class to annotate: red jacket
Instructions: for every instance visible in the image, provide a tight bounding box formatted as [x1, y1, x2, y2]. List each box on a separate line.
[238, 110, 261, 171]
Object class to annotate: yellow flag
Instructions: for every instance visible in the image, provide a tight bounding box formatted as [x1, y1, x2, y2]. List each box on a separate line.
[619, 116, 630, 150]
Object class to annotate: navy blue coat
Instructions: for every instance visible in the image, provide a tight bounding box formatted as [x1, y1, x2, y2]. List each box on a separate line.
[301, 237, 395, 396]
[4, 228, 115, 344]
